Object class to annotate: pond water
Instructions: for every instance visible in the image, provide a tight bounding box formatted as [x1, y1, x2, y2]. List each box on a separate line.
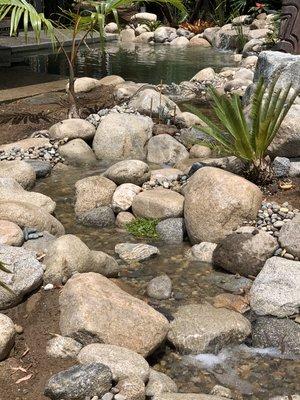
[24, 42, 236, 84]
[35, 165, 300, 400]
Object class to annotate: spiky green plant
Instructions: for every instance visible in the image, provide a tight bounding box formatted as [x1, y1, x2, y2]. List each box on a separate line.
[187, 73, 300, 183]
[0, 261, 13, 293]
[0, 0, 186, 117]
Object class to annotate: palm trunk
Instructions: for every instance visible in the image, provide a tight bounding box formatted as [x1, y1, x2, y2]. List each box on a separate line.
[249, 156, 274, 184]
[68, 64, 80, 119]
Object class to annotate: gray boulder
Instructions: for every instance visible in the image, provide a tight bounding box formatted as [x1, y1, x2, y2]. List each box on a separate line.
[46, 335, 83, 359]
[77, 206, 115, 228]
[213, 229, 278, 277]
[0, 245, 43, 309]
[22, 231, 56, 254]
[93, 113, 153, 161]
[115, 243, 159, 263]
[44, 363, 112, 400]
[103, 160, 150, 186]
[147, 275, 172, 300]
[25, 160, 51, 178]
[78, 343, 150, 382]
[250, 257, 300, 317]
[154, 27, 177, 43]
[59, 138, 97, 166]
[272, 157, 291, 178]
[279, 213, 300, 258]
[167, 303, 251, 354]
[156, 218, 186, 244]
[49, 119, 96, 141]
[0, 314, 16, 361]
[252, 316, 300, 356]
[147, 134, 189, 166]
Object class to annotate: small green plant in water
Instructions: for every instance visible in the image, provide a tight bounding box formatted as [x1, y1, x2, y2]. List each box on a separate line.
[126, 218, 159, 239]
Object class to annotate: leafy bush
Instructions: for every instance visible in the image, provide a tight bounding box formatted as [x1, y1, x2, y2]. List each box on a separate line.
[187, 72, 300, 183]
[126, 218, 159, 239]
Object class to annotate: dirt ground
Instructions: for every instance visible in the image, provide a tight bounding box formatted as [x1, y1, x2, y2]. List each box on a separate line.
[0, 85, 115, 145]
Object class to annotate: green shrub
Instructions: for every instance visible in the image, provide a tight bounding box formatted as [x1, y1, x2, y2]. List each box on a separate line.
[126, 218, 159, 239]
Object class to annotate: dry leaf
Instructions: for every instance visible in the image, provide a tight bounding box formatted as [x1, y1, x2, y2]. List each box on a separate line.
[16, 374, 33, 384]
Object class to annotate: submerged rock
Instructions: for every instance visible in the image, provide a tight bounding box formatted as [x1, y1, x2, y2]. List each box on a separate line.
[78, 344, 150, 382]
[77, 206, 116, 228]
[250, 257, 300, 317]
[115, 243, 159, 263]
[59, 273, 169, 356]
[44, 363, 112, 400]
[167, 303, 251, 354]
[184, 167, 262, 243]
[0, 314, 16, 361]
[0, 245, 44, 309]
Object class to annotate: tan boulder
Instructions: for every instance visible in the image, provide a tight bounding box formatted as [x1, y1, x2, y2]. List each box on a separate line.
[0, 220, 23, 246]
[0, 160, 36, 189]
[184, 167, 262, 243]
[132, 188, 184, 220]
[59, 139, 97, 166]
[98, 75, 125, 86]
[59, 273, 169, 356]
[49, 119, 96, 141]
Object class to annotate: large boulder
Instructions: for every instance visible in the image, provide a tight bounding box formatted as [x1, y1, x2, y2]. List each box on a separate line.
[98, 75, 125, 86]
[132, 188, 184, 220]
[112, 184, 142, 212]
[0, 160, 36, 189]
[252, 316, 300, 357]
[0, 245, 44, 309]
[154, 27, 177, 43]
[0, 201, 64, 236]
[44, 363, 112, 400]
[43, 234, 120, 284]
[49, 119, 96, 141]
[146, 369, 178, 398]
[0, 314, 15, 361]
[78, 344, 150, 382]
[59, 273, 169, 356]
[0, 220, 24, 246]
[74, 176, 116, 215]
[67, 77, 101, 93]
[156, 218, 186, 244]
[184, 167, 262, 243]
[147, 135, 189, 166]
[0, 177, 55, 214]
[93, 113, 153, 161]
[250, 257, 300, 317]
[128, 88, 181, 118]
[77, 206, 115, 228]
[103, 160, 150, 185]
[167, 303, 251, 354]
[59, 139, 97, 166]
[213, 229, 278, 277]
[278, 214, 300, 258]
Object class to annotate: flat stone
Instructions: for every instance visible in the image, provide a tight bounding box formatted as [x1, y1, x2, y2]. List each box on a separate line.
[104, 160, 150, 186]
[112, 184, 142, 212]
[78, 344, 150, 382]
[167, 303, 251, 354]
[0, 313, 15, 361]
[44, 363, 112, 400]
[49, 119, 96, 141]
[46, 335, 83, 359]
[115, 243, 159, 262]
[250, 257, 300, 317]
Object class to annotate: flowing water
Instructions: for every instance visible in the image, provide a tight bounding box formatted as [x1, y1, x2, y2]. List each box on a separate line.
[35, 164, 300, 400]
[24, 42, 236, 84]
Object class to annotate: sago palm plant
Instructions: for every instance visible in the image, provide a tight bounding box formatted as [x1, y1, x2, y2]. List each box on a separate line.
[187, 73, 300, 183]
[0, 0, 186, 117]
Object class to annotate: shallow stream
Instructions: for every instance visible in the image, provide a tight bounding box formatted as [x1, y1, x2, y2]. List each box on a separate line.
[35, 165, 300, 400]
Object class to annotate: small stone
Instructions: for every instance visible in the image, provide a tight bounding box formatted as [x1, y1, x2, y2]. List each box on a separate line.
[14, 324, 23, 334]
[147, 275, 172, 300]
[101, 394, 113, 400]
[0, 314, 16, 361]
[210, 385, 233, 398]
[46, 335, 83, 359]
[44, 283, 54, 291]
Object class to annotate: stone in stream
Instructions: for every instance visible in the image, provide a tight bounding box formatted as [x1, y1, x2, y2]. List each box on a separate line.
[212, 229, 278, 277]
[78, 343, 150, 382]
[0, 314, 16, 361]
[25, 160, 52, 178]
[0, 177, 56, 214]
[252, 316, 300, 357]
[74, 176, 117, 215]
[43, 234, 120, 285]
[278, 213, 300, 258]
[49, 118, 96, 141]
[184, 167, 262, 244]
[112, 184, 142, 212]
[145, 369, 178, 397]
[156, 218, 186, 244]
[167, 303, 251, 354]
[0, 220, 24, 246]
[147, 135, 189, 166]
[59, 138, 97, 166]
[147, 275, 172, 300]
[115, 243, 159, 263]
[132, 188, 184, 220]
[44, 363, 112, 400]
[250, 257, 300, 317]
[207, 273, 252, 294]
[93, 113, 153, 161]
[59, 273, 169, 356]
[115, 376, 145, 400]
[46, 335, 83, 359]
[0, 245, 44, 310]
[103, 160, 150, 186]
[22, 231, 56, 255]
[116, 212, 136, 228]
[210, 385, 233, 399]
[0, 201, 64, 237]
[77, 206, 116, 228]
[154, 27, 177, 43]
[186, 242, 218, 263]
[0, 160, 36, 189]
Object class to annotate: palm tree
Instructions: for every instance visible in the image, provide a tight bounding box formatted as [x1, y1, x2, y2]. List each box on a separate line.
[0, 0, 186, 117]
